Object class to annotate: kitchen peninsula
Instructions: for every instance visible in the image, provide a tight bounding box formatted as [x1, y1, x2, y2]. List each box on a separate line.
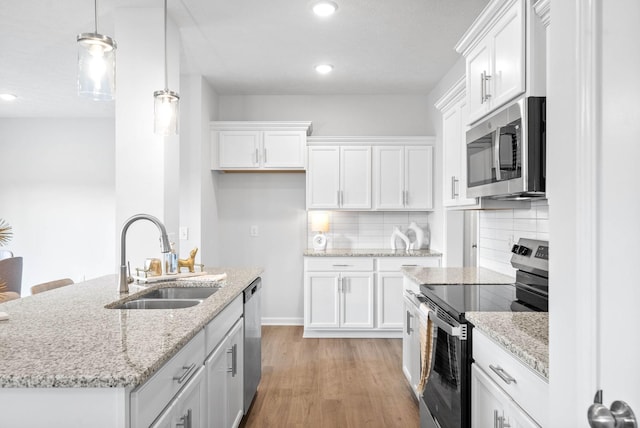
[0, 267, 261, 427]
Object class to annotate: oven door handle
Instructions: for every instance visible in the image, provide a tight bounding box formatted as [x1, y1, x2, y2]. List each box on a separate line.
[428, 311, 464, 338]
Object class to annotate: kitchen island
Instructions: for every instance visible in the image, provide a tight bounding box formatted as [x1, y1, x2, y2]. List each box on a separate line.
[0, 267, 262, 427]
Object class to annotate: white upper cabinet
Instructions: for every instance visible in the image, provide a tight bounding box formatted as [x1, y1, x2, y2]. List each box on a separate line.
[456, 0, 526, 124]
[373, 145, 433, 210]
[211, 121, 312, 171]
[436, 78, 478, 208]
[307, 137, 434, 211]
[307, 145, 371, 210]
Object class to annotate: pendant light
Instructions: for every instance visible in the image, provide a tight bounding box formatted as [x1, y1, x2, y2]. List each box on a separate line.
[77, 0, 116, 100]
[154, 0, 180, 136]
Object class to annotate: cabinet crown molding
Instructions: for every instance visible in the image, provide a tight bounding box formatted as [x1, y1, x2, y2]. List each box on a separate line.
[307, 136, 435, 146]
[533, 0, 550, 27]
[434, 76, 466, 112]
[455, 0, 521, 56]
[210, 121, 313, 136]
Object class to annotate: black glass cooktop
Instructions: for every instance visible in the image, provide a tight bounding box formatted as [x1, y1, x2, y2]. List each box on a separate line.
[419, 283, 533, 321]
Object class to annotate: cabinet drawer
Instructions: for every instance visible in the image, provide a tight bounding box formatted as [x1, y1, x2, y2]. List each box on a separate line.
[131, 330, 205, 428]
[473, 329, 548, 426]
[304, 257, 374, 272]
[205, 295, 243, 357]
[377, 257, 440, 271]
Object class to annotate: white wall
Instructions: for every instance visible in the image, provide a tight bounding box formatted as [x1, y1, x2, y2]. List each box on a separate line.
[216, 172, 307, 325]
[477, 200, 549, 276]
[216, 94, 436, 324]
[0, 118, 115, 292]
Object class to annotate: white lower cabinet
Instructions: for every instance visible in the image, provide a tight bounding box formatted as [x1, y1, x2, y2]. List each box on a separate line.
[304, 256, 441, 337]
[131, 295, 245, 428]
[206, 318, 244, 428]
[402, 294, 422, 397]
[471, 329, 548, 428]
[152, 367, 207, 428]
[471, 364, 539, 428]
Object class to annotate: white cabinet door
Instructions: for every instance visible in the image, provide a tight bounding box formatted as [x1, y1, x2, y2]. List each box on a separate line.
[226, 320, 244, 428]
[340, 146, 372, 209]
[467, 41, 492, 124]
[377, 272, 404, 329]
[152, 367, 207, 428]
[405, 145, 432, 210]
[218, 131, 261, 168]
[373, 146, 404, 210]
[471, 364, 540, 428]
[205, 319, 244, 428]
[307, 146, 340, 209]
[340, 272, 374, 329]
[402, 298, 415, 387]
[304, 272, 340, 328]
[262, 130, 306, 169]
[490, 1, 525, 109]
[443, 106, 462, 207]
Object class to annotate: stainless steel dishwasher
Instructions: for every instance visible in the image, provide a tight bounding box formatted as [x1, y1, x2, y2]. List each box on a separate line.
[243, 277, 262, 413]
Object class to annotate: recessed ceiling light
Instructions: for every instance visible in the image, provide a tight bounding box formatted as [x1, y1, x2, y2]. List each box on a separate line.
[313, 1, 338, 17]
[315, 64, 334, 74]
[0, 94, 17, 101]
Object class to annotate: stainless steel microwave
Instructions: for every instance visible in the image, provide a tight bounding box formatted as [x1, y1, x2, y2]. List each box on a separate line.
[466, 96, 546, 199]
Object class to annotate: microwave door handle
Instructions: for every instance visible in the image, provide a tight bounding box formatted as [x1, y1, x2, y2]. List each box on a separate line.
[494, 127, 502, 181]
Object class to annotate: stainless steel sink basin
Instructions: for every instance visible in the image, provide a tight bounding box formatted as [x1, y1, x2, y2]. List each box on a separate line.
[111, 299, 202, 310]
[140, 287, 220, 300]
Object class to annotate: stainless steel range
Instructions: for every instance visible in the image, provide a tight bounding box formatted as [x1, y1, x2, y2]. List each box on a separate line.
[418, 238, 549, 428]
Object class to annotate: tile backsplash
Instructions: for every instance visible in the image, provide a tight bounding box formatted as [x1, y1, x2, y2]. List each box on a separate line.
[478, 199, 549, 276]
[307, 211, 431, 250]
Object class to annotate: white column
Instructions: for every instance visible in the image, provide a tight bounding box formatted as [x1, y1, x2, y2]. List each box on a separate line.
[114, 8, 180, 274]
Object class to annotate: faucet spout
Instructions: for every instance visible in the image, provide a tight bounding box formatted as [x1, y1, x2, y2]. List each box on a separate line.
[119, 213, 171, 293]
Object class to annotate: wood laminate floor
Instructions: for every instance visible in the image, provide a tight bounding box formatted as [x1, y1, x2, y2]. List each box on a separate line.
[240, 326, 419, 428]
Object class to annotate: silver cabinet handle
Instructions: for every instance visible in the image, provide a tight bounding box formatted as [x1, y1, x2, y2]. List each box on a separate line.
[484, 71, 492, 101]
[481, 72, 485, 104]
[451, 176, 459, 199]
[489, 364, 516, 385]
[332, 264, 350, 267]
[401, 190, 406, 206]
[494, 410, 499, 428]
[173, 363, 196, 384]
[263, 147, 267, 164]
[254, 148, 259, 164]
[406, 310, 413, 334]
[227, 344, 238, 377]
[176, 409, 192, 428]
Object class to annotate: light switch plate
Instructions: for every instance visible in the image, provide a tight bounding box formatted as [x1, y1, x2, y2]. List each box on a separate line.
[250, 225, 259, 237]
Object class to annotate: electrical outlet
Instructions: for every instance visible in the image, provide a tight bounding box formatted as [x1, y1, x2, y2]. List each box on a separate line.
[250, 225, 259, 237]
[179, 227, 189, 240]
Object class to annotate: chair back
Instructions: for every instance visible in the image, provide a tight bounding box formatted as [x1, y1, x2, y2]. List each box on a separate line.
[0, 249, 13, 260]
[0, 256, 23, 294]
[31, 278, 74, 295]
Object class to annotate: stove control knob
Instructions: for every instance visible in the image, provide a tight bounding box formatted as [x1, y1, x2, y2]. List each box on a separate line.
[511, 244, 520, 254]
[518, 245, 530, 256]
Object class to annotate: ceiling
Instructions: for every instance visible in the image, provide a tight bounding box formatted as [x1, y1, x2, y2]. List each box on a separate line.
[0, 0, 489, 118]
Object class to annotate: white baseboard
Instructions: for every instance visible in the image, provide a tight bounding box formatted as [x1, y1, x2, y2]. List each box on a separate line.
[302, 330, 402, 339]
[261, 317, 303, 326]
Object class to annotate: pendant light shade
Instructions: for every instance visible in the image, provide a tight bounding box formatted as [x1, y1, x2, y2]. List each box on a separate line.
[77, 0, 116, 100]
[154, 0, 179, 135]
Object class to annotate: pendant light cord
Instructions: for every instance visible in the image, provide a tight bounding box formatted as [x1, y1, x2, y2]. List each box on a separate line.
[164, 0, 168, 92]
[94, 0, 98, 33]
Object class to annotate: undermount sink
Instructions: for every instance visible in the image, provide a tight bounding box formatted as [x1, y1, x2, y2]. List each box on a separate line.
[140, 286, 220, 300]
[111, 299, 202, 310]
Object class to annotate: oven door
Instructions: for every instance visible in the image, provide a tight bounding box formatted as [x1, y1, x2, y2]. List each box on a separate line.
[421, 308, 469, 428]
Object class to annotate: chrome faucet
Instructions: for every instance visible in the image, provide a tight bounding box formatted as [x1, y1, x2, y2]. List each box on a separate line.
[119, 214, 171, 293]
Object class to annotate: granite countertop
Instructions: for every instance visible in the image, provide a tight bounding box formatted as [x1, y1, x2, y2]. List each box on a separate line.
[465, 312, 549, 379]
[303, 248, 442, 257]
[401, 266, 515, 285]
[0, 267, 262, 388]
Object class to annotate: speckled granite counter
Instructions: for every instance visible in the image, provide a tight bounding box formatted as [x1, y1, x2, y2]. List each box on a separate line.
[401, 266, 515, 285]
[0, 267, 262, 388]
[466, 312, 549, 379]
[304, 248, 442, 257]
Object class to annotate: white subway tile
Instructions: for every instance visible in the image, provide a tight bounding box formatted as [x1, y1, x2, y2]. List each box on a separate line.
[536, 205, 549, 219]
[514, 208, 537, 219]
[494, 209, 515, 219]
[536, 219, 549, 233]
[513, 219, 537, 232]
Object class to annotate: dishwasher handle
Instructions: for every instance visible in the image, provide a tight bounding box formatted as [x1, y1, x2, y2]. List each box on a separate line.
[243, 278, 262, 303]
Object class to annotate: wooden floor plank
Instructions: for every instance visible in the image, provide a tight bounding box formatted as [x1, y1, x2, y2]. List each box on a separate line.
[240, 326, 419, 428]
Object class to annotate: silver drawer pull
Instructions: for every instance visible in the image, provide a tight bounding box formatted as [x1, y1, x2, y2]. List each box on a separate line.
[176, 409, 192, 428]
[489, 364, 516, 384]
[173, 363, 196, 384]
[401, 264, 417, 267]
[332, 264, 350, 267]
